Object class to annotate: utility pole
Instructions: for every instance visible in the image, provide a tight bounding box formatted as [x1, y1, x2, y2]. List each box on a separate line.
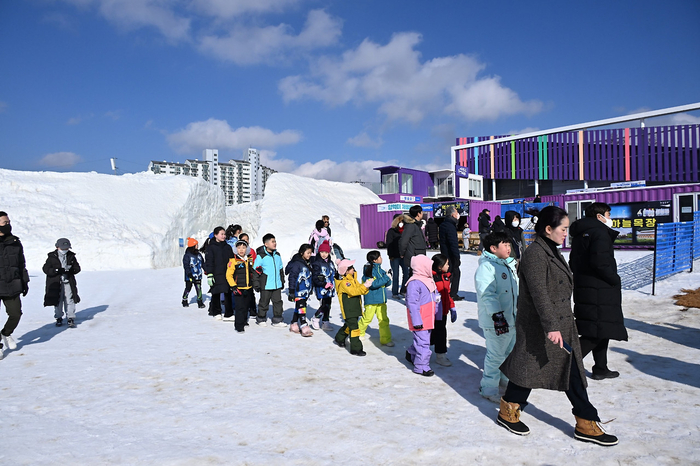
[110, 158, 118, 175]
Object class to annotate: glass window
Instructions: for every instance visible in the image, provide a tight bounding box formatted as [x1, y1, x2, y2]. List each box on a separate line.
[401, 174, 413, 194]
[382, 173, 398, 194]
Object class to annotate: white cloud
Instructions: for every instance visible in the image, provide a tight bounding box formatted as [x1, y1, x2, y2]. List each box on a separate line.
[508, 126, 540, 135]
[346, 131, 383, 149]
[39, 152, 82, 167]
[259, 150, 382, 183]
[198, 9, 341, 65]
[67, 116, 82, 125]
[104, 110, 122, 120]
[669, 113, 700, 125]
[190, 0, 301, 19]
[167, 118, 302, 154]
[279, 32, 542, 123]
[63, 0, 191, 42]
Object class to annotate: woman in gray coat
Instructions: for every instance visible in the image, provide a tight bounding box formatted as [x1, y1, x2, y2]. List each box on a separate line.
[497, 206, 618, 447]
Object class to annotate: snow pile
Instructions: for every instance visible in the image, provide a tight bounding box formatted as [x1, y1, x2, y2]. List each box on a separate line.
[225, 199, 263, 240]
[227, 172, 383, 260]
[0, 169, 225, 271]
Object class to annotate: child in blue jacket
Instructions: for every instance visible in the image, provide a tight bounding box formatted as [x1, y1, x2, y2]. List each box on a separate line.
[310, 241, 335, 331]
[474, 231, 519, 403]
[253, 233, 286, 327]
[358, 250, 393, 346]
[182, 237, 205, 308]
[285, 244, 314, 337]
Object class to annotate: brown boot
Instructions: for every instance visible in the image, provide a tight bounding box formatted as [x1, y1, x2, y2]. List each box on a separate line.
[496, 398, 530, 435]
[574, 416, 618, 446]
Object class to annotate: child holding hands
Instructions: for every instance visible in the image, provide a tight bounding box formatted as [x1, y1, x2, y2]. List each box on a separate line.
[358, 250, 393, 346]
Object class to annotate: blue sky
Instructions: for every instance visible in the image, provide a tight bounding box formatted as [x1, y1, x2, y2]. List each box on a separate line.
[1, 0, 699, 182]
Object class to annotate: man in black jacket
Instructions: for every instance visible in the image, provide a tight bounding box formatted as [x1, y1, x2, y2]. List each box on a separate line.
[478, 209, 491, 252]
[569, 202, 627, 380]
[439, 206, 463, 300]
[0, 211, 29, 359]
[399, 205, 426, 273]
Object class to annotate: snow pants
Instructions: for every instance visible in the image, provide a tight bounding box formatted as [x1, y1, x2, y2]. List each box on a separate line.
[314, 297, 332, 322]
[54, 281, 76, 320]
[407, 329, 431, 373]
[335, 316, 362, 352]
[358, 303, 391, 344]
[233, 289, 254, 332]
[257, 289, 284, 324]
[183, 280, 203, 302]
[1, 295, 22, 338]
[209, 292, 232, 317]
[430, 313, 448, 354]
[503, 350, 599, 421]
[291, 298, 310, 327]
[480, 327, 515, 396]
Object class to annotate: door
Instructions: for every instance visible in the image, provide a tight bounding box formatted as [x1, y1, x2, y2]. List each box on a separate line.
[675, 194, 697, 222]
[565, 199, 595, 247]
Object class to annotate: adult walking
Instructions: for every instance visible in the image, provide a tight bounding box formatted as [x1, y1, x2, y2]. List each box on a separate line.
[439, 206, 463, 301]
[569, 202, 627, 380]
[399, 205, 427, 268]
[0, 211, 29, 360]
[478, 209, 491, 251]
[425, 217, 439, 250]
[204, 226, 235, 320]
[386, 214, 408, 297]
[503, 210, 526, 261]
[497, 206, 618, 446]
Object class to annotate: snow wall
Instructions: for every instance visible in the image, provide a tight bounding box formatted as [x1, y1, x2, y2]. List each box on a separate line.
[227, 173, 383, 262]
[0, 169, 226, 271]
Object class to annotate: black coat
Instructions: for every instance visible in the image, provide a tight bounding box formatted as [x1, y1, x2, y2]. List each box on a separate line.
[439, 216, 461, 265]
[0, 234, 29, 298]
[204, 240, 235, 294]
[568, 217, 628, 341]
[386, 227, 402, 259]
[492, 216, 506, 233]
[426, 218, 439, 243]
[504, 211, 526, 259]
[478, 213, 491, 235]
[398, 215, 426, 263]
[42, 250, 81, 307]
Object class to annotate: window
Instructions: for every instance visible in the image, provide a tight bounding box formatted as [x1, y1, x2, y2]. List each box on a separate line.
[401, 173, 413, 194]
[382, 173, 398, 194]
[436, 175, 453, 197]
[468, 178, 482, 198]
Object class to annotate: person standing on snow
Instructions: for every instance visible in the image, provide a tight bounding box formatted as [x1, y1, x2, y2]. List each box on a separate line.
[439, 205, 463, 301]
[204, 227, 235, 320]
[568, 202, 627, 380]
[43, 238, 81, 328]
[386, 214, 408, 298]
[182, 237, 205, 309]
[478, 209, 492, 252]
[0, 211, 29, 360]
[425, 217, 439, 249]
[399, 205, 427, 273]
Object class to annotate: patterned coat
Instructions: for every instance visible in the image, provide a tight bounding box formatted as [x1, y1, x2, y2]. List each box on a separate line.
[500, 235, 587, 391]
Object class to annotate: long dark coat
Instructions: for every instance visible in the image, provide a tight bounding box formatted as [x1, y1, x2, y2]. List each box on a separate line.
[439, 216, 461, 265]
[425, 218, 439, 243]
[568, 217, 628, 341]
[204, 240, 234, 294]
[42, 250, 81, 306]
[398, 215, 426, 263]
[386, 227, 402, 260]
[500, 235, 587, 391]
[0, 234, 29, 298]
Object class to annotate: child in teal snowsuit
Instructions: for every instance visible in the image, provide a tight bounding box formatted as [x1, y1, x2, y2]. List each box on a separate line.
[358, 250, 393, 346]
[474, 232, 519, 403]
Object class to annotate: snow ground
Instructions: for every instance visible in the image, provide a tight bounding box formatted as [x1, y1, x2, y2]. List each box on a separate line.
[2, 251, 699, 465]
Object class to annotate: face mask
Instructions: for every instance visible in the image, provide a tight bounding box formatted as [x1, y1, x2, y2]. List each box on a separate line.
[599, 215, 614, 229]
[398, 223, 403, 228]
[0, 224, 11, 236]
[511, 221, 520, 228]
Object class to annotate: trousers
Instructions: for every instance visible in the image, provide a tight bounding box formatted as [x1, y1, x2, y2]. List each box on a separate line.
[407, 329, 432, 373]
[54, 281, 76, 320]
[358, 303, 391, 344]
[480, 328, 515, 396]
[257, 289, 284, 323]
[335, 316, 362, 352]
[1, 295, 22, 337]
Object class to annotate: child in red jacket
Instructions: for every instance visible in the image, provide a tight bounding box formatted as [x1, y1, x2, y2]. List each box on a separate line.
[431, 254, 457, 367]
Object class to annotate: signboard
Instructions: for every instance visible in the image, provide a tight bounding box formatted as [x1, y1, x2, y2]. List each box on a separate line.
[399, 195, 421, 202]
[433, 202, 469, 218]
[610, 180, 646, 189]
[609, 200, 672, 245]
[178, 238, 185, 248]
[377, 202, 433, 213]
[456, 166, 468, 177]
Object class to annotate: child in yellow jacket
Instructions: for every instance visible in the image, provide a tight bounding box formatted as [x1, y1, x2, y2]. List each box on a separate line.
[333, 258, 373, 356]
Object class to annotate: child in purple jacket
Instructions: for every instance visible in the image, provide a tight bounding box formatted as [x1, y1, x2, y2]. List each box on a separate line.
[404, 254, 441, 377]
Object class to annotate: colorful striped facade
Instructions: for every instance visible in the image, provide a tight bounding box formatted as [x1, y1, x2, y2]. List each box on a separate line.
[455, 124, 700, 183]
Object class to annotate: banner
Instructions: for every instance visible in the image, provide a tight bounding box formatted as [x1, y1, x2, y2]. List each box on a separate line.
[609, 200, 672, 245]
[433, 202, 469, 218]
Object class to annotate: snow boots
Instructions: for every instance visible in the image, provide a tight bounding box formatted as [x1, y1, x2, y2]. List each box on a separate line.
[574, 416, 618, 446]
[289, 322, 300, 334]
[182, 299, 189, 307]
[56, 317, 63, 327]
[300, 325, 313, 337]
[197, 300, 205, 309]
[497, 398, 530, 435]
[67, 318, 76, 328]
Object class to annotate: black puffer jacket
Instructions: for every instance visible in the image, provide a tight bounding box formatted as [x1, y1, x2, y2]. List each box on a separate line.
[568, 217, 628, 341]
[386, 227, 402, 259]
[43, 250, 81, 306]
[439, 215, 461, 265]
[0, 234, 29, 298]
[204, 240, 235, 294]
[478, 212, 491, 235]
[425, 218, 439, 243]
[504, 210, 526, 259]
[398, 215, 426, 263]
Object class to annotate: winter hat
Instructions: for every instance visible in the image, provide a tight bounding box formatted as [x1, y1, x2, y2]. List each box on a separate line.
[318, 241, 331, 253]
[336, 258, 355, 276]
[187, 237, 198, 248]
[55, 238, 71, 250]
[235, 239, 248, 248]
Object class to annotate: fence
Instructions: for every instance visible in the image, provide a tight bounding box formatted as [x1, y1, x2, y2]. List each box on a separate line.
[652, 212, 699, 295]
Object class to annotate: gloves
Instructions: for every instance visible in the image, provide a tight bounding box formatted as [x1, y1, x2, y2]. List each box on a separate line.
[57, 268, 66, 275]
[207, 274, 215, 287]
[434, 293, 441, 304]
[492, 312, 509, 335]
[22, 283, 29, 297]
[413, 324, 423, 330]
[386, 268, 393, 277]
[288, 293, 295, 302]
[450, 308, 457, 323]
[186, 275, 193, 282]
[324, 282, 333, 289]
[363, 278, 374, 288]
[232, 287, 242, 296]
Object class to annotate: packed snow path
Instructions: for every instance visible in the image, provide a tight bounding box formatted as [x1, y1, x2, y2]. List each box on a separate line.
[2, 253, 699, 465]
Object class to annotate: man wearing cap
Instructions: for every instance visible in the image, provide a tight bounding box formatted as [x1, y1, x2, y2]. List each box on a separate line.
[0, 211, 29, 359]
[43, 238, 81, 327]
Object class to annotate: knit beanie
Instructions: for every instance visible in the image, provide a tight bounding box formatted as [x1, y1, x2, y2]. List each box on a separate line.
[318, 241, 331, 253]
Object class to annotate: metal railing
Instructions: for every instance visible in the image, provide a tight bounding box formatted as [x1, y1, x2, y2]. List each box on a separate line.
[652, 214, 698, 295]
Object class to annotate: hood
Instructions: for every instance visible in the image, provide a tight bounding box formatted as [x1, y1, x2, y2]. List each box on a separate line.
[410, 255, 433, 280]
[403, 214, 416, 224]
[504, 210, 518, 225]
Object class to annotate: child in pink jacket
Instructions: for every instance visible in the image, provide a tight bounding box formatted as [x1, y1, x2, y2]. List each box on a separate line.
[404, 255, 441, 377]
